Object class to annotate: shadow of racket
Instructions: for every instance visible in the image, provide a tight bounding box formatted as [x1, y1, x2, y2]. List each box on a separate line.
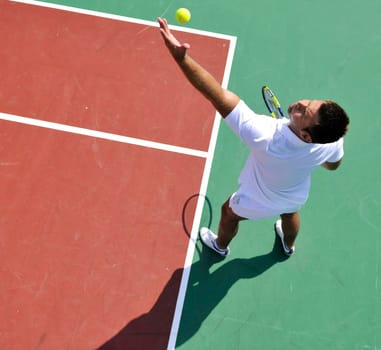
[181, 193, 213, 256]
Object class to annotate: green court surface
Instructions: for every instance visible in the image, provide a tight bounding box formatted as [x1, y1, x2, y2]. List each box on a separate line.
[20, 0, 381, 349]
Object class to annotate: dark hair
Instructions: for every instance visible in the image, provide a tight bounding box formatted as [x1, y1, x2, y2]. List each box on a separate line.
[305, 101, 349, 144]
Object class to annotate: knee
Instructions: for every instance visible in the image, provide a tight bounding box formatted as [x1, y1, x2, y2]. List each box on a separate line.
[221, 199, 243, 221]
[221, 200, 233, 219]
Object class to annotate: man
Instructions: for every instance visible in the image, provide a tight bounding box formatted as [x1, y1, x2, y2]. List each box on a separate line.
[158, 18, 349, 257]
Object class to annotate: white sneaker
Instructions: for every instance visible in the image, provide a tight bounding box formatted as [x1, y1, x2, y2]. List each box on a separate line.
[274, 220, 295, 256]
[199, 227, 230, 257]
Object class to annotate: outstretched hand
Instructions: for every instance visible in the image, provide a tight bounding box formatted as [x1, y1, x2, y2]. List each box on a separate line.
[158, 17, 190, 62]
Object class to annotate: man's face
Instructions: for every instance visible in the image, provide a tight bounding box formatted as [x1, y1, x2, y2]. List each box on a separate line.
[287, 100, 324, 141]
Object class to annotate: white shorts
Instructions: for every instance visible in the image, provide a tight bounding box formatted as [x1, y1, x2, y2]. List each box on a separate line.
[229, 191, 301, 220]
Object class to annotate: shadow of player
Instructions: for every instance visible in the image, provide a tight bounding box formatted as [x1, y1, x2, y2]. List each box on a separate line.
[97, 229, 288, 349]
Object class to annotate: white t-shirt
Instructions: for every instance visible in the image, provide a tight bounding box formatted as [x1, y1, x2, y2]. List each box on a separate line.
[225, 100, 344, 214]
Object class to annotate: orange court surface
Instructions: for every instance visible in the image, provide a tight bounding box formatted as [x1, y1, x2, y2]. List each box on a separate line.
[0, 1, 235, 348]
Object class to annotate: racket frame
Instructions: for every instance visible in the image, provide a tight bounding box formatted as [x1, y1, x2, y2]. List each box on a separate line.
[261, 86, 285, 119]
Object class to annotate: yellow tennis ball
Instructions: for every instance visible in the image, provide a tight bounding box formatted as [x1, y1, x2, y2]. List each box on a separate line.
[176, 8, 191, 23]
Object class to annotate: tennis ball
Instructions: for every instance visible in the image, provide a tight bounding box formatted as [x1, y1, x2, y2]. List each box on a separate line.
[175, 8, 191, 23]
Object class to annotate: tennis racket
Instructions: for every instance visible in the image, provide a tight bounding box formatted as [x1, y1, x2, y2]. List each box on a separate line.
[262, 86, 286, 119]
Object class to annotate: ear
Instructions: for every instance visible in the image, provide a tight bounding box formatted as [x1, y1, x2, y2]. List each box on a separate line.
[300, 130, 313, 143]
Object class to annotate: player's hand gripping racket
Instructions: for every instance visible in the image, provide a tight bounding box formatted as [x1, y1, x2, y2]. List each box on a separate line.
[262, 86, 286, 119]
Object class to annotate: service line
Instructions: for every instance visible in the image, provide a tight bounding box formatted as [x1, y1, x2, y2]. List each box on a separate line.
[0, 112, 208, 158]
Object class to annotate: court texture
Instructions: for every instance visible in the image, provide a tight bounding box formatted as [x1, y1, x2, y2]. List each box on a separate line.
[0, 0, 380, 349]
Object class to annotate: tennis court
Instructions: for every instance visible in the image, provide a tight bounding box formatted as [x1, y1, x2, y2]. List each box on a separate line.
[1, 0, 380, 349]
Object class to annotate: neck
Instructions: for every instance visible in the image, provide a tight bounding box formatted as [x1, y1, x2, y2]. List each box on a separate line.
[287, 123, 299, 137]
[287, 123, 310, 143]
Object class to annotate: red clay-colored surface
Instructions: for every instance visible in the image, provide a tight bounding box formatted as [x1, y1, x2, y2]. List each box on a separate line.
[0, 120, 207, 349]
[0, 1, 231, 349]
[0, 1, 230, 151]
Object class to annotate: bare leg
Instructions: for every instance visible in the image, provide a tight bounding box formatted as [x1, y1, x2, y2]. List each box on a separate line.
[280, 212, 300, 248]
[216, 198, 246, 249]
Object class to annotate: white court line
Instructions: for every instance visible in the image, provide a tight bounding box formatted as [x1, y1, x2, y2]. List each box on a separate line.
[11, 0, 236, 41]
[0, 112, 208, 158]
[166, 24, 237, 350]
[8, 1, 238, 348]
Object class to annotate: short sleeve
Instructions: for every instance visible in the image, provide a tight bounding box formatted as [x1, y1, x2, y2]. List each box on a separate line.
[326, 138, 344, 163]
[225, 100, 276, 149]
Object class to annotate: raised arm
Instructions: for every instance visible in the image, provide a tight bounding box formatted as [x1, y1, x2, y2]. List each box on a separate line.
[158, 17, 239, 118]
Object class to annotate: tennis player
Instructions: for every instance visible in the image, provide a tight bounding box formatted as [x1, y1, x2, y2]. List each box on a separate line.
[158, 18, 349, 257]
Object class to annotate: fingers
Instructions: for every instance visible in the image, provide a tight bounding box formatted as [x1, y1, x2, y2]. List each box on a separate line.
[157, 17, 168, 31]
[158, 17, 172, 42]
[157, 17, 191, 60]
[182, 42, 191, 50]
